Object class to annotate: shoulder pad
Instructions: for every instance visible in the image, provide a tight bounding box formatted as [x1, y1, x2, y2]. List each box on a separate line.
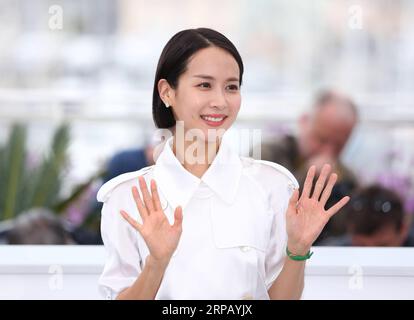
[97, 166, 154, 203]
[253, 159, 299, 189]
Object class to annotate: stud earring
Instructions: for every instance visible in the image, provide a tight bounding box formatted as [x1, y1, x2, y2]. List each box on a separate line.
[165, 102, 170, 108]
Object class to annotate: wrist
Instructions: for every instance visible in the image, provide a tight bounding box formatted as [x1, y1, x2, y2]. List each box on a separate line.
[146, 255, 170, 271]
[286, 246, 313, 261]
[287, 241, 311, 256]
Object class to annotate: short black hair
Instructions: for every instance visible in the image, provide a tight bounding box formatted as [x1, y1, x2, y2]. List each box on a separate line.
[346, 185, 404, 235]
[152, 28, 244, 129]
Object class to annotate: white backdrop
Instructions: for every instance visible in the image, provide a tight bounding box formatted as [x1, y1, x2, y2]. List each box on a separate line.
[0, 246, 413, 300]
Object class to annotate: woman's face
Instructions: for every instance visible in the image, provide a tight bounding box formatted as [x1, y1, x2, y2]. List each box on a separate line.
[167, 46, 241, 142]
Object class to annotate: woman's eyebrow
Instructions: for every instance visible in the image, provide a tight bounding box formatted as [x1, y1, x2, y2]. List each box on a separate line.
[193, 74, 239, 82]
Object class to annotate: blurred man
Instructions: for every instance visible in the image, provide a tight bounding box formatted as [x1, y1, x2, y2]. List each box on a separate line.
[102, 131, 168, 183]
[103, 144, 156, 183]
[321, 185, 414, 247]
[259, 90, 359, 242]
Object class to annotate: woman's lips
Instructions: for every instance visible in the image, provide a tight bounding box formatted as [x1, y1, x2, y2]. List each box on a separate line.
[200, 115, 227, 127]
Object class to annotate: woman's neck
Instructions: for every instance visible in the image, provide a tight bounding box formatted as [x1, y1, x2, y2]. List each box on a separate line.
[172, 135, 221, 179]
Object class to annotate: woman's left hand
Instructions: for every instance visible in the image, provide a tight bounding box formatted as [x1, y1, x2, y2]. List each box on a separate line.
[286, 164, 350, 255]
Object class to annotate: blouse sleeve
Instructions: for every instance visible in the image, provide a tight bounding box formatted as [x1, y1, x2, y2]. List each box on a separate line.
[256, 162, 298, 290]
[99, 191, 142, 300]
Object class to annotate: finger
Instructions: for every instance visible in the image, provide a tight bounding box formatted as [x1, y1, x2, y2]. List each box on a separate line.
[326, 196, 351, 218]
[312, 164, 331, 201]
[288, 189, 300, 214]
[139, 176, 154, 212]
[150, 179, 162, 211]
[300, 165, 316, 200]
[319, 173, 338, 207]
[120, 210, 143, 232]
[172, 206, 183, 230]
[132, 185, 148, 220]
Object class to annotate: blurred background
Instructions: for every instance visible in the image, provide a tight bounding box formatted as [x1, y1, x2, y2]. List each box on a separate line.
[0, 0, 413, 246]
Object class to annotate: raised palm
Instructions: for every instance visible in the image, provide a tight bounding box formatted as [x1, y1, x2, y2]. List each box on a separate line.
[286, 164, 350, 253]
[120, 176, 183, 264]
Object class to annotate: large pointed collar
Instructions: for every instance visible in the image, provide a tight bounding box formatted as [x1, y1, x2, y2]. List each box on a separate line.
[153, 131, 243, 210]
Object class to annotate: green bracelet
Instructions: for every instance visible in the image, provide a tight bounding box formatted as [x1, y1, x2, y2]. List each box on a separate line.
[286, 247, 314, 261]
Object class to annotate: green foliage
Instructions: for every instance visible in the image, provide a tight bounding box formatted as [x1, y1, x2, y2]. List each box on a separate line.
[0, 123, 70, 220]
[0, 125, 26, 220]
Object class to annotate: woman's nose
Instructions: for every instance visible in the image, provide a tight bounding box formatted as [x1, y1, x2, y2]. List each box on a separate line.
[209, 89, 227, 109]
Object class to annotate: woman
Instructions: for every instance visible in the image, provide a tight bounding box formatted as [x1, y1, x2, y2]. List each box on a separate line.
[97, 28, 350, 300]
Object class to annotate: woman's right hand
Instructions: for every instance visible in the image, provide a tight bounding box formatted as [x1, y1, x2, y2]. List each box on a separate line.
[120, 176, 183, 267]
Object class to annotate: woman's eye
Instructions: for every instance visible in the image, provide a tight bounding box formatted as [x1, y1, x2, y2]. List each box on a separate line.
[227, 84, 239, 91]
[198, 82, 211, 88]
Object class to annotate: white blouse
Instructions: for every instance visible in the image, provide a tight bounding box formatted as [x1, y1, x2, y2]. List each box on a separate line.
[97, 133, 298, 300]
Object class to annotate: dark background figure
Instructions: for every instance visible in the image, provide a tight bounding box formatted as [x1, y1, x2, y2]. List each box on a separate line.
[320, 185, 414, 247]
[257, 90, 359, 243]
[103, 144, 155, 184]
[3, 208, 74, 245]
[69, 143, 156, 245]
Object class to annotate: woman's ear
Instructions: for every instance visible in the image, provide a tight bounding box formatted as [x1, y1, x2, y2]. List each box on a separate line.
[158, 79, 175, 108]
